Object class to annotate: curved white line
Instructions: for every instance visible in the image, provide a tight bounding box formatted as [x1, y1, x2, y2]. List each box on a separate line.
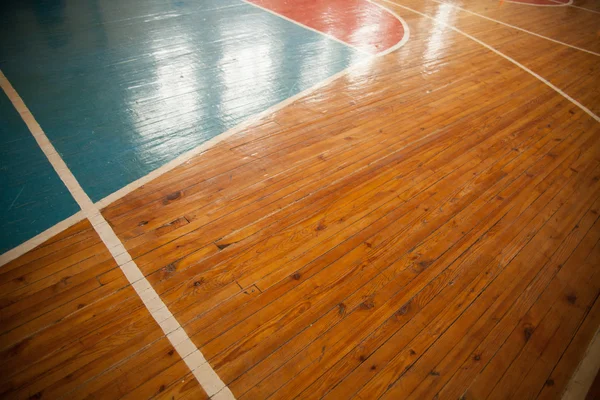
[243, 0, 410, 57]
[377, 0, 600, 123]
[366, 0, 412, 56]
[505, 0, 573, 7]
[0, 211, 85, 267]
[241, 0, 373, 56]
[431, 0, 600, 57]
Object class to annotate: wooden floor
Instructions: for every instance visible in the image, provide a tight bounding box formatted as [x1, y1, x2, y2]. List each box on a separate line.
[1, 0, 600, 399]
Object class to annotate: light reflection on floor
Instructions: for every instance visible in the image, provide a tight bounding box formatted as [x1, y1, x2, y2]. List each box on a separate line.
[0, 0, 406, 253]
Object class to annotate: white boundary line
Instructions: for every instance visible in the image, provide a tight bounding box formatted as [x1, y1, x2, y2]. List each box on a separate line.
[0, 0, 410, 267]
[431, 0, 600, 57]
[556, 0, 600, 14]
[506, 0, 600, 14]
[0, 211, 85, 266]
[503, 0, 600, 15]
[568, 4, 600, 13]
[0, 70, 235, 400]
[505, 0, 573, 7]
[562, 326, 600, 399]
[379, 0, 600, 123]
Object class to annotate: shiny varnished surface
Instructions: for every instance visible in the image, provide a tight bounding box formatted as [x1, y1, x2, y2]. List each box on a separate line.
[395, 0, 600, 116]
[1, 0, 600, 398]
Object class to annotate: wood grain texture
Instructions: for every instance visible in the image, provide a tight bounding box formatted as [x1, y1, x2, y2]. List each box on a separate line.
[103, 1, 600, 398]
[2, 0, 599, 398]
[0, 220, 207, 400]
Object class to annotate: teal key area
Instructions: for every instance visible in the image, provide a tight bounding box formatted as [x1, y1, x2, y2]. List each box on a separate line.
[0, 0, 364, 253]
[0, 90, 80, 254]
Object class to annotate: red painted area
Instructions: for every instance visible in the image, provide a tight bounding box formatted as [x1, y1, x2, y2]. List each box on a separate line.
[247, 0, 405, 54]
[509, 0, 569, 5]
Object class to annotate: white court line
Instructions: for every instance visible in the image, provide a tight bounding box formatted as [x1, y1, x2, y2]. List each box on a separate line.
[505, 0, 573, 7]
[0, 211, 85, 266]
[377, 0, 600, 396]
[94, 69, 358, 209]
[431, 0, 600, 57]
[380, 0, 600, 124]
[552, 0, 600, 14]
[242, 0, 410, 57]
[0, 70, 235, 400]
[562, 327, 600, 399]
[567, 4, 600, 13]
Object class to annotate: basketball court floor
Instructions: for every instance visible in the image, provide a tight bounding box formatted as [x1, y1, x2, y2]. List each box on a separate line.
[1, 0, 599, 398]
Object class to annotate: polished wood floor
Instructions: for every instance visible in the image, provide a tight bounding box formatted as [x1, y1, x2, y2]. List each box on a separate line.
[0, 220, 208, 399]
[2, 0, 600, 399]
